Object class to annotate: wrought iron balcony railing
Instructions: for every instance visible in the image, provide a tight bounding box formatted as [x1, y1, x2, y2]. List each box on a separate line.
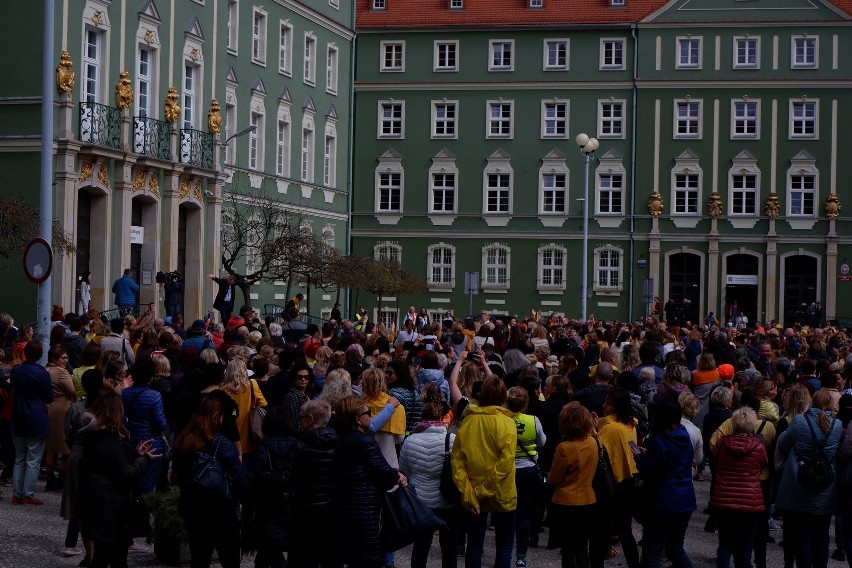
[79, 101, 121, 149]
[179, 128, 214, 169]
[133, 116, 171, 160]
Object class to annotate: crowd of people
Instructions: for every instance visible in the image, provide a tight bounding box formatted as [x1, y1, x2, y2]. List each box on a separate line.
[2, 303, 852, 568]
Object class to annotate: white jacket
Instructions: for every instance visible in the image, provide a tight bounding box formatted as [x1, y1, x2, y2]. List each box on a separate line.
[399, 424, 456, 510]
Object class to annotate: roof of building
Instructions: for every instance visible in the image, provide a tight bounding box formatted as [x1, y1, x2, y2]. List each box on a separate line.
[356, 0, 671, 28]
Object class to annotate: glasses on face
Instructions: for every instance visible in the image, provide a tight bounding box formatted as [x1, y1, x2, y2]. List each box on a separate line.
[295, 374, 310, 380]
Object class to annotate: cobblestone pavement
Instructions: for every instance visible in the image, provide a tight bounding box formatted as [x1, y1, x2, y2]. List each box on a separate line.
[0, 477, 802, 568]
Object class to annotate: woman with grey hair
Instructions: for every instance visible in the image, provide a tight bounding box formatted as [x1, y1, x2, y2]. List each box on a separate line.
[268, 322, 285, 349]
[620, 343, 640, 373]
[502, 348, 533, 387]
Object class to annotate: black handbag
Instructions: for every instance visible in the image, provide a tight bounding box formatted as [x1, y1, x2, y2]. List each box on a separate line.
[382, 483, 445, 552]
[592, 437, 617, 505]
[439, 431, 461, 503]
[128, 494, 152, 538]
[189, 437, 232, 501]
[796, 414, 836, 491]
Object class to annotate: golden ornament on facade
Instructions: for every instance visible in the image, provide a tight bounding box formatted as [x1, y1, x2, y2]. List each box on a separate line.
[97, 163, 110, 189]
[764, 192, 781, 219]
[56, 51, 75, 95]
[193, 181, 202, 201]
[78, 161, 94, 182]
[707, 191, 722, 218]
[179, 178, 191, 199]
[207, 99, 222, 134]
[115, 71, 133, 109]
[647, 191, 664, 217]
[825, 193, 842, 220]
[164, 87, 181, 123]
[131, 170, 146, 192]
[148, 173, 159, 196]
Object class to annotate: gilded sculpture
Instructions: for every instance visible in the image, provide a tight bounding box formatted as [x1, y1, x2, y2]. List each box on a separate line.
[164, 87, 181, 123]
[131, 170, 146, 192]
[115, 71, 133, 110]
[179, 178, 191, 199]
[78, 161, 94, 182]
[647, 191, 664, 217]
[97, 163, 110, 189]
[825, 193, 842, 220]
[707, 192, 722, 218]
[56, 51, 75, 96]
[148, 173, 159, 196]
[208, 99, 222, 134]
[764, 193, 781, 218]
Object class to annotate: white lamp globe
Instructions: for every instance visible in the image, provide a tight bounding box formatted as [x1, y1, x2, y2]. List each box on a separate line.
[575, 133, 590, 148]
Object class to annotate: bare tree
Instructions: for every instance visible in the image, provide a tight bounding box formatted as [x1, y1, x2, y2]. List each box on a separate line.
[335, 255, 424, 316]
[0, 196, 76, 258]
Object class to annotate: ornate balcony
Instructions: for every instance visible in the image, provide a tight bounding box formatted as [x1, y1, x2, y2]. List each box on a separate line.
[133, 116, 171, 160]
[79, 101, 121, 149]
[179, 128, 214, 169]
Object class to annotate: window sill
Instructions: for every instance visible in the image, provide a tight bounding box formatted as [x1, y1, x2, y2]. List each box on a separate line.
[484, 216, 511, 227]
[252, 59, 267, 68]
[593, 289, 623, 296]
[728, 218, 758, 230]
[538, 216, 566, 228]
[374, 214, 402, 225]
[787, 218, 818, 230]
[670, 217, 701, 229]
[594, 216, 624, 229]
[429, 215, 456, 226]
[483, 287, 509, 294]
[537, 288, 565, 295]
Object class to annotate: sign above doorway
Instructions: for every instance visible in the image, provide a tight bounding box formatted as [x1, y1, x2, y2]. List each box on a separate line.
[726, 274, 758, 286]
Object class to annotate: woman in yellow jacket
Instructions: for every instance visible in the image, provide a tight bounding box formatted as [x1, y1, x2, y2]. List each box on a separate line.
[597, 388, 640, 568]
[220, 358, 267, 458]
[451, 376, 517, 568]
[546, 401, 602, 568]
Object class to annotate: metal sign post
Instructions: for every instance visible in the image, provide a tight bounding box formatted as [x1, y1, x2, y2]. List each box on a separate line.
[464, 272, 479, 317]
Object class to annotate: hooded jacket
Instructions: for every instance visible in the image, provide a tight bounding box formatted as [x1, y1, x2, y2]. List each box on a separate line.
[636, 426, 697, 515]
[710, 434, 767, 512]
[415, 368, 450, 402]
[451, 404, 517, 513]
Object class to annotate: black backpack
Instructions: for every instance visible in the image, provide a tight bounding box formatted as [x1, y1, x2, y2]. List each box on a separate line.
[796, 413, 836, 491]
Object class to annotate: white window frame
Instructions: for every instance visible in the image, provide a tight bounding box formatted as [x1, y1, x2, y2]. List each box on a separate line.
[600, 38, 625, 70]
[431, 100, 458, 139]
[249, 111, 264, 170]
[252, 8, 267, 65]
[792, 35, 818, 69]
[224, 100, 236, 164]
[537, 244, 567, 291]
[304, 32, 316, 85]
[450, 0, 464, 8]
[227, 0, 238, 55]
[182, 63, 198, 129]
[673, 99, 702, 139]
[377, 100, 404, 138]
[434, 41, 459, 72]
[543, 39, 569, 70]
[429, 151, 458, 214]
[482, 243, 510, 289]
[482, 152, 513, 216]
[136, 46, 153, 117]
[676, 36, 702, 69]
[593, 246, 623, 293]
[730, 174, 758, 216]
[323, 132, 336, 187]
[789, 99, 818, 139]
[540, 172, 567, 215]
[326, 44, 338, 95]
[489, 40, 514, 71]
[731, 99, 760, 139]
[301, 123, 314, 183]
[486, 100, 513, 138]
[278, 20, 293, 76]
[381, 41, 405, 72]
[372, 0, 386, 8]
[787, 153, 818, 217]
[374, 242, 401, 263]
[427, 243, 456, 288]
[598, 99, 625, 139]
[733, 36, 759, 69]
[375, 158, 403, 213]
[529, 0, 543, 7]
[541, 100, 569, 139]
[276, 118, 290, 177]
[82, 27, 102, 103]
[329, 0, 339, 8]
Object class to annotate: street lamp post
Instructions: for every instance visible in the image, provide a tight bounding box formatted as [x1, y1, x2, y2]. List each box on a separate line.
[575, 133, 599, 322]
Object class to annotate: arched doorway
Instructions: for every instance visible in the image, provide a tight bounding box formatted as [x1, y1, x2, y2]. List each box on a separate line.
[76, 186, 109, 310]
[724, 253, 759, 327]
[178, 203, 203, 318]
[131, 195, 160, 306]
[783, 255, 818, 326]
[668, 252, 701, 325]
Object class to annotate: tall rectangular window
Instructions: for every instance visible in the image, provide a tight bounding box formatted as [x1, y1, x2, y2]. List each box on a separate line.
[677, 38, 701, 68]
[137, 47, 151, 117]
[431, 173, 455, 212]
[276, 120, 289, 176]
[675, 101, 701, 138]
[379, 102, 403, 138]
[489, 41, 513, 70]
[435, 41, 458, 71]
[252, 10, 266, 64]
[225, 103, 236, 163]
[733, 101, 758, 138]
[487, 102, 512, 138]
[249, 113, 260, 170]
[544, 40, 568, 70]
[484, 246, 508, 286]
[600, 39, 624, 69]
[83, 29, 100, 102]
[791, 101, 816, 138]
[789, 175, 815, 215]
[183, 64, 196, 129]
[599, 101, 624, 137]
[430, 247, 454, 285]
[793, 36, 817, 67]
[542, 102, 567, 138]
[598, 174, 623, 214]
[323, 134, 336, 187]
[539, 248, 565, 288]
[674, 173, 699, 214]
[596, 248, 621, 289]
[227, 1, 238, 53]
[279, 22, 292, 75]
[301, 127, 314, 182]
[432, 102, 457, 138]
[731, 175, 757, 215]
[486, 173, 511, 213]
[304, 35, 316, 84]
[382, 42, 404, 71]
[735, 38, 758, 68]
[326, 45, 338, 94]
[378, 173, 401, 211]
[541, 174, 566, 213]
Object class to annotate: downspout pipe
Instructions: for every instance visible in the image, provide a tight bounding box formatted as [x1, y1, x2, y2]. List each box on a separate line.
[627, 23, 638, 322]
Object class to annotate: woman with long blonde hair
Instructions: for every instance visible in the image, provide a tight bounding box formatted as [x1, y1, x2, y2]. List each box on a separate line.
[361, 366, 405, 468]
[220, 358, 267, 458]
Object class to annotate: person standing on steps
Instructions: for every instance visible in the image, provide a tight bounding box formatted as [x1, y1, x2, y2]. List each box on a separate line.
[111, 269, 139, 310]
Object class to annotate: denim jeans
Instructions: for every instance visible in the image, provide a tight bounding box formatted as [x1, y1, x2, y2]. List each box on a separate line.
[640, 511, 693, 568]
[134, 459, 162, 495]
[464, 509, 517, 568]
[715, 510, 759, 568]
[12, 435, 46, 498]
[783, 511, 831, 568]
[515, 466, 540, 558]
[411, 506, 461, 568]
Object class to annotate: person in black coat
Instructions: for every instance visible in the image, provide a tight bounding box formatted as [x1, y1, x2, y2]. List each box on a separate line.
[78, 393, 161, 568]
[290, 399, 339, 568]
[332, 395, 406, 568]
[245, 407, 300, 568]
[209, 273, 248, 325]
[173, 395, 253, 568]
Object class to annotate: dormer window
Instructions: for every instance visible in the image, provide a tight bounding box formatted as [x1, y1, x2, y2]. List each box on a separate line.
[610, 0, 624, 6]
[450, 0, 463, 8]
[529, 0, 543, 7]
[372, 0, 385, 9]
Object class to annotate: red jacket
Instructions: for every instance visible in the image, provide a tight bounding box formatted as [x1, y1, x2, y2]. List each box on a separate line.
[710, 434, 767, 512]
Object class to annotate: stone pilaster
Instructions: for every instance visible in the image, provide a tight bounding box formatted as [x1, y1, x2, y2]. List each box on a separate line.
[765, 219, 778, 322]
[826, 220, 839, 322]
[707, 218, 720, 323]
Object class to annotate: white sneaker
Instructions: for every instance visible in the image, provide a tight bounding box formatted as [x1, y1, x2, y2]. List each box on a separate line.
[128, 542, 149, 553]
[62, 548, 83, 557]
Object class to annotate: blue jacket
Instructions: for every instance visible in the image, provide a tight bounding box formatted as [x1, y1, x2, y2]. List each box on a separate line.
[181, 334, 212, 353]
[776, 409, 843, 515]
[121, 386, 168, 453]
[10, 361, 53, 438]
[415, 368, 450, 401]
[112, 275, 139, 306]
[636, 425, 697, 515]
